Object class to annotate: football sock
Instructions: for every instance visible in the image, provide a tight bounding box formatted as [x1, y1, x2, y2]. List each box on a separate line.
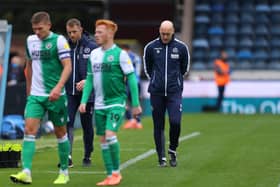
[107, 136, 120, 172]
[101, 143, 113, 176]
[57, 134, 70, 171]
[22, 135, 36, 170]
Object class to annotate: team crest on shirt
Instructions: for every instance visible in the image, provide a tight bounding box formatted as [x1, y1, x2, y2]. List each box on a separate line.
[171, 47, 179, 59]
[45, 42, 52, 49]
[107, 55, 114, 62]
[154, 47, 162, 54]
[172, 47, 178, 53]
[84, 47, 91, 53]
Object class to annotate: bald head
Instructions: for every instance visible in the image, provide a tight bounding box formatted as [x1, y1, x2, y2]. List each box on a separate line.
[159, 20, 175, 44]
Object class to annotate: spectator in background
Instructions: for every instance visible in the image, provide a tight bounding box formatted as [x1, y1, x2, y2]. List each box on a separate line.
[60, 18, 97, 168]
[121, 44, 143, 129]
[202, 51, 230, 112]
[143, 20, 190, 167]
[7, 51, 25, 86]
[213, 50, 231, 110]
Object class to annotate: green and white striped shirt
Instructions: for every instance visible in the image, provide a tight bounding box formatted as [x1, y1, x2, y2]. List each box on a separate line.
[26, 32, 70, 96]
[83, 44, 135, 109]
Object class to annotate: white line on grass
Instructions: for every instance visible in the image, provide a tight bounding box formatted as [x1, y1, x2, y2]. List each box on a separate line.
[1, 132, 200, 175]
[120, 131, 201, 170]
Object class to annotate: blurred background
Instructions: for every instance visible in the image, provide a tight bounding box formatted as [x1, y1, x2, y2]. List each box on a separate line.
[0, 0, 280, 119]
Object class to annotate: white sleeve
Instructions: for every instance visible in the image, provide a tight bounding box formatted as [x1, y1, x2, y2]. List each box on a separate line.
[120, 50, 134, 75]
[57, 35, 71, 60]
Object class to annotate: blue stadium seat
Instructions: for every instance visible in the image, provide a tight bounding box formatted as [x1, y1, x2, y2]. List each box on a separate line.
[268, 61, 280, 69]
[240, 2, 255, 12]
[271, 13, 280, 23]
[239, 37, 253, 48]
[224, 36, 237, 48]
[237, 49, 253, 59]
[195, 15, 210, 24]
[192, 47, 208, 61]
[225, 1, 240, 12]
[211, 3, 224, 12]
[209, 37, 223, 48]
[255, 13, 270, 24]
[256, 4, 271, 12]
[239, 25, 253, 36]
[271, 4, 280, 12]
[191, 61, 208, 70]
[270, 49, 280, 60]
[271, 25, 280, 35]
[225, 24, 238, 35]
[193, 38, 209, 48]
[211, 13, 223, 24]
[270, 37, 280, 47]
[240, 13, 254, 23]
[255, 37, 269, 48]
[209, 49, 220, 61]
[255, 24, 269, 35]
[208, 26, 224, 35]
[195, 4, 211, 12]
[253, 49, 269, 60]
[225, 13, 239, 23]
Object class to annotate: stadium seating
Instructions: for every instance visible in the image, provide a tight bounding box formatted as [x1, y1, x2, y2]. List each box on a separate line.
[192, 0, 280, 70]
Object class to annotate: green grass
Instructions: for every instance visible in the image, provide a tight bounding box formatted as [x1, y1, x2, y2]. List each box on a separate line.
[1, 113, 280, 187]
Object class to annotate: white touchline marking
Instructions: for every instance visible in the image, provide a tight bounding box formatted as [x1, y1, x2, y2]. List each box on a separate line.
[120, 131, 201, 170]
[44, 170, 105, 175]
[0, 132, 200, 175]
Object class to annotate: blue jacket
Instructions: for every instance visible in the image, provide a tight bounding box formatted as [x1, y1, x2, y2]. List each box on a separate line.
[65, 32, 98, 99]
[143, 36, 190, 96]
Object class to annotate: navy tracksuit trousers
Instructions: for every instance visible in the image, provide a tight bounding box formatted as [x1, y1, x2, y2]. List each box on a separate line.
[67, 94, 94, 159]
[150, 92, 182, 162]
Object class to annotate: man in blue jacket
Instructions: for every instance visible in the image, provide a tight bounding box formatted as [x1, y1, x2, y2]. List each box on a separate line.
[62, 18, 98, 167]
[143, 20, 190, 167]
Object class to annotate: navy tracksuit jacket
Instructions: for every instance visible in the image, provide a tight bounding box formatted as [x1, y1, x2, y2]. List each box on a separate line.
[65, 33, 98, 158]
[143, 35, 190, 161]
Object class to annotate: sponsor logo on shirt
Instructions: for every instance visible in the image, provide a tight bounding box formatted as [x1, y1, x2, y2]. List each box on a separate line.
[93, 63, 112, 72]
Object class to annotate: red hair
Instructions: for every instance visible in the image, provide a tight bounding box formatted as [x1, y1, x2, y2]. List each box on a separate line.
[95, 19, 118, 34]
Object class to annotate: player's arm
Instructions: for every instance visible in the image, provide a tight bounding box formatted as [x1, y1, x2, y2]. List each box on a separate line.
[49, 58, 72, 101]
[25, 39, 32, 96]
[79, 59, 93, 113]
[127, 72, 139, 107]
[180, 43, 190, 76]
[49, 35, 72, 101]
[143, 44, 153, 79]
[25, 59, 32, 96]
[120, 50, 142, 117]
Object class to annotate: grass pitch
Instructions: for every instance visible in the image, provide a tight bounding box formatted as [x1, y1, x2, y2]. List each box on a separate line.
[0, 113, 280, 187]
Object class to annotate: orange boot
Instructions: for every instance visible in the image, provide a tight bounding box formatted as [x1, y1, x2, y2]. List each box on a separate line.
[123, 119, 137, 129]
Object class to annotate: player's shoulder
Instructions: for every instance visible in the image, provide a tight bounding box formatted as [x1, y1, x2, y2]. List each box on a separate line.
[26, 34, 39, 42]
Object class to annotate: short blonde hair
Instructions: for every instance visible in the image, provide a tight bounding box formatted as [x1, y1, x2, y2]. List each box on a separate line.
[31, 11, 51, 24]
[95, 19, 118, 34]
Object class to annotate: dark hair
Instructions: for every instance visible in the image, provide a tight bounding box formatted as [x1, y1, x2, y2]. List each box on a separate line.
[66, 18, 81, 27]
[30, 11, 51, 24]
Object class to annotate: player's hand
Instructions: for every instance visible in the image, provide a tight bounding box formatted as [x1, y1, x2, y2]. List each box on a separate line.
[79, 103, 87, 113]
[132, 106, 142, 118]
[76, 80, 85, 91]
[49, 85, 61, 101]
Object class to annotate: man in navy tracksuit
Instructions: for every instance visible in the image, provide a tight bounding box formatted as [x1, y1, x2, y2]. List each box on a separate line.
[64, 18, 98, 167]
[143, 20, 190, 167]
